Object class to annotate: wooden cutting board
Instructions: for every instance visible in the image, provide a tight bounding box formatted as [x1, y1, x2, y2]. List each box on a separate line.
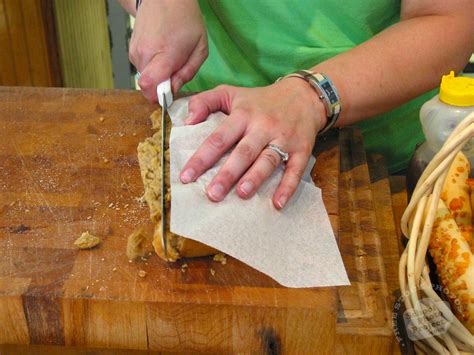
[336, 131, 401, 354]
[0, 87, 400, 354]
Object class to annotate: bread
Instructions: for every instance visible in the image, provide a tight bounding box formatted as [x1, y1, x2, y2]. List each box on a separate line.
[441, 152, 473, 249]
[137, 110, 217, 261]
[429, 152, 474, 333]
[466, 177, 474, 253]
[429, 199, 474, 334]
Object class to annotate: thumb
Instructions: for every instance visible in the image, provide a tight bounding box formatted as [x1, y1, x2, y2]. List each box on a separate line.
[138, 54, 174, 103]
[186, 85, 235, 125]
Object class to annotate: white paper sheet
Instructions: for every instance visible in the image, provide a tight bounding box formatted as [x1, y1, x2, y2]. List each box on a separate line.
[168, 98, 349, 288]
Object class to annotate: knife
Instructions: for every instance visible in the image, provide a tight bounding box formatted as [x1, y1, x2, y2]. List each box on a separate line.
[157, 79, 173, 260]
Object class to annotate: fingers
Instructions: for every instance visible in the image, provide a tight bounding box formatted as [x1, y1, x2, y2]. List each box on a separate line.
[272, 153, 310, 210]
[180, 112, 247, 185]
[236, 146, 282, 199]
[132, 37, 208, 102]
[186, 85, 234, 125]
[137, 53, 174, 102]
[171, 38, 208, 93]
[206, 132, 270, 202]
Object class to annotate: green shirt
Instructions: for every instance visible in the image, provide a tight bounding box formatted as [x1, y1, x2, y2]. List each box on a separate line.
[184, 0, 436, 173]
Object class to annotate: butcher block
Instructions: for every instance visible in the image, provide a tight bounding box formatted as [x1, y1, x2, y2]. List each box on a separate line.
[0, 87, 401, 354]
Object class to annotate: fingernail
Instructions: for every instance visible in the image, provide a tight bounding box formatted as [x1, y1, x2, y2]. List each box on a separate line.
[185, 111, 195, 124]
[180, 168, 196, 184]
[276, 195, 288, 209]
[208, 183, 224, 201]
[239, 181, 254, 195]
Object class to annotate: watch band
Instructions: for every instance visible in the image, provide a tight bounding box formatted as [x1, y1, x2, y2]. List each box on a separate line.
[277, 70, 341, 136]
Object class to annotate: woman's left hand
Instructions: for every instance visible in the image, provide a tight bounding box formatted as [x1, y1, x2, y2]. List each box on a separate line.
[179, 78, 327, 209]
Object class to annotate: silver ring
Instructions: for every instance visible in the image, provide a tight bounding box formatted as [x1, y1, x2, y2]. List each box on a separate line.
[265, 144, 289, 163]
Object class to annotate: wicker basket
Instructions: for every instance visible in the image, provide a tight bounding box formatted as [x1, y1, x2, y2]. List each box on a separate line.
[399, 112, 474, 354]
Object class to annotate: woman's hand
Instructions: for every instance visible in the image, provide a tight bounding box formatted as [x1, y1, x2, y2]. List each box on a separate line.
[180, 79, 328, 209]
[129, 0, 208, 102]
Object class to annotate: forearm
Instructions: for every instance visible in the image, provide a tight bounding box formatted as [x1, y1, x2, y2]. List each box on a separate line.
[312, 11, 473, 127]
[116, 0, 137, 16]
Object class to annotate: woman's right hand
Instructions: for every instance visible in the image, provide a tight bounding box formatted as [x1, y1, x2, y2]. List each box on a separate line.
[129, 0, 208, 102]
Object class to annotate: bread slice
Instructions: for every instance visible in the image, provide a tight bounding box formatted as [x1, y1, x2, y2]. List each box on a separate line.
[429, 199, 474, 334]
[429, 152, 474, 334]
[137, 110, 217, 261]
[441, 152, 473, 250]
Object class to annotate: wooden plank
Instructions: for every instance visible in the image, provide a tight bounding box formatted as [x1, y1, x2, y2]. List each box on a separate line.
[21, 0, 53, 86]
[0, 0, 19, 85]
[62, 299, 148, 350]
[336, 334, 396, 354]
[145, 293, 335, 353]
[0, 0, 61, 86]
[22, 294, 66, 345]
[3, 0, 31, 86]
[39, 0, 62, 86]
[53, 0, 113, 88]
[336, 129, 399, 353]
[0, 344, 164, 355]
[367, 153, 403, 301]
[0, 87, 338, 352]
[0, 296, 30, 344]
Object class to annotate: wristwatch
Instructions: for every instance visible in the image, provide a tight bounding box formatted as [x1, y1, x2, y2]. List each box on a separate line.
[278, 70, 342, 135]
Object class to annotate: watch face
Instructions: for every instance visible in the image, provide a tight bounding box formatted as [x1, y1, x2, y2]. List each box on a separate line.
[321, 82, 338, 104]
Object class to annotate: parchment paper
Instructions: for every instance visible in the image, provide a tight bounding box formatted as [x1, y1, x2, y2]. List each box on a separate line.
[168, 97, 349, 288]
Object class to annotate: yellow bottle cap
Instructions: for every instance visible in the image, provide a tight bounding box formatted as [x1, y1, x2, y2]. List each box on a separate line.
[439, 71, 474, 107]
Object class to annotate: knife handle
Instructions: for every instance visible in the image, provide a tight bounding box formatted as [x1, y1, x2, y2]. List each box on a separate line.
[157, 79, 174, 107]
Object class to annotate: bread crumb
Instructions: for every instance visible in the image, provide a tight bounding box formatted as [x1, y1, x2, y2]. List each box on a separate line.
[137, 195, 146, 206]
[213, 253, 227, 265]
[103, 158, 109, 163]
[86, 216, 92, 220]
[181, 263, 188, 273]
[74, 231, 101, 249]
[138, 270, 147, 278]
[112, 267, 117, 272]
[101, 258, 105, 261]
[356, 248, 366, 257]
[99, 116, 105, 122]
[210, 268, 216, 276]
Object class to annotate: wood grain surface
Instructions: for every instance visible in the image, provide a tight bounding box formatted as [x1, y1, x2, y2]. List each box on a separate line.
[0, 87, 338, 353]
[53, 0, 113, 89]
[335, 130, 402, 354]
[0, 87, 401, 354]
[0, 0, 60, 87]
